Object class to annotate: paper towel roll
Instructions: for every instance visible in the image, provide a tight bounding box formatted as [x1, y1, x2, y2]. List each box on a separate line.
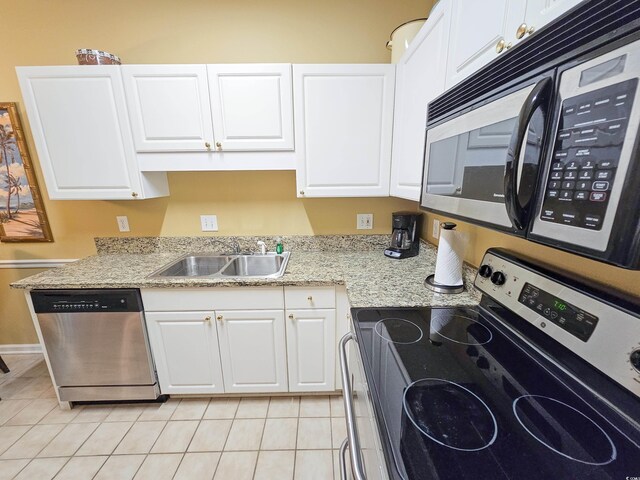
[434, 225, 463, 287]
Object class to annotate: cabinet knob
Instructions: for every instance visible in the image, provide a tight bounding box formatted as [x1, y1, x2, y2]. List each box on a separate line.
[205, 142, 211, 150]
[204, 315, 211, 322]
[216, 315, 223, 321]
[516, 23, 528, 39]
[216, 142, 222, 150]
[496, 39, 506, 53]
[505, 42, 513, 50]
[288, 314, 295, 320]
[307, 296, 313, 302]
[131, 192, 139, 198]
[299, 190, 305, 196]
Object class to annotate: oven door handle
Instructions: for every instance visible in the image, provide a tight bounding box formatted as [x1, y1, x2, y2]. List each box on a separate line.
[340, 332, 367, 480]
[504, 76, 553, 230]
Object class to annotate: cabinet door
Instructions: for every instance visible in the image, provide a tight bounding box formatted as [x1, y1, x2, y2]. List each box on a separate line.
[122, 65, 215, 152]
[390, 0, 452, 201]
[16, 66, 145, 200]
[524, 0, 583, 36]
[293, 64, 395, 197]
[286, 309, 336, 392]
[216, 310, 287, 393]
[445, 0, 526, 89]
[145, 311, 224, 394]
[207, 64, 294, 151]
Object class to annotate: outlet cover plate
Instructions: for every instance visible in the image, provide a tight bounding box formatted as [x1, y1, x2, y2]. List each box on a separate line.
[357, 213, 373, 230]
[201, 215, 219, 232]
[116, 216, 130, 232]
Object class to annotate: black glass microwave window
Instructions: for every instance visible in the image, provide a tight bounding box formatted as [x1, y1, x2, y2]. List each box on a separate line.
[426, 112, 545, 205]
[540, 79, 637, 230]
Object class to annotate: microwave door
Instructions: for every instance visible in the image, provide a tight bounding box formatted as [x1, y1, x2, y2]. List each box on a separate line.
[504, 77, 554, 230]
[421, 81, 545, 233]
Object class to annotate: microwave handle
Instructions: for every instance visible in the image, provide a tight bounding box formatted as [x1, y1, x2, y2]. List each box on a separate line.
[504, 77, 553, 230]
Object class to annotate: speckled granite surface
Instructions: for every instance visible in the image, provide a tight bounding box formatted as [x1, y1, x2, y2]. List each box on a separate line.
[12, 237, 481, 308]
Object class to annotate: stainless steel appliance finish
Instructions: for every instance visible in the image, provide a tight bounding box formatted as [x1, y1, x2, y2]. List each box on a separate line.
[31, 289, 159, 402]
[420, 2, 640, 269]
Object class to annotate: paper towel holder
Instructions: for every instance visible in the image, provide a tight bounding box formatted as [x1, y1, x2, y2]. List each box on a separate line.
[425, 222, 465, 294]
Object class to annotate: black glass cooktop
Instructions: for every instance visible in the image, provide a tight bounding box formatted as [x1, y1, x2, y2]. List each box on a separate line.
[352, 306, 640, 480]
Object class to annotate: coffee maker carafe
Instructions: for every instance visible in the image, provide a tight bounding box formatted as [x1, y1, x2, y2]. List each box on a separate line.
[384, 212, 422, 259]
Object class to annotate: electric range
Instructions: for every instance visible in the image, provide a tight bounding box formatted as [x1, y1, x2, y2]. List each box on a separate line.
[346, 248, 640, 480]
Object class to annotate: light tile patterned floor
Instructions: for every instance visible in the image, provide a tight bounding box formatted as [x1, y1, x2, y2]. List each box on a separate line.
[0, 355, 346, 480]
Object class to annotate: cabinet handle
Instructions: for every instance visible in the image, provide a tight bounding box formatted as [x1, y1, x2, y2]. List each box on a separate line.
[131, 192, 139, 198]
[205, 142, 211, 150]
[307, 296, 313, 302]
[288, 314, 295, 320]
[516, 23, 536, 38]
[204, 315, 211, 322]
[216, 315, 223, 321]
[496, 39, 506, 53]
[216, 142, 222, 150]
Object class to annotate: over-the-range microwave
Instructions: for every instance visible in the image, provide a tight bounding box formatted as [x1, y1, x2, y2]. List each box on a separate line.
[420, 0, 640, 269]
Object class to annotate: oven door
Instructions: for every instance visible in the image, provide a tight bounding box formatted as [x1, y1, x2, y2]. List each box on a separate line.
[421, 75, 553, 233]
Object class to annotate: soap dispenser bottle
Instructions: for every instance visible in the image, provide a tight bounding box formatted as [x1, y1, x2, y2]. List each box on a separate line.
[276, 237, 284, 254]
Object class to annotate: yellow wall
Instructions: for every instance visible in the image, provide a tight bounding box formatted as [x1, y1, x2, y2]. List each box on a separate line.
[424, 213, 640, 297]
[1, 0, 433, 344]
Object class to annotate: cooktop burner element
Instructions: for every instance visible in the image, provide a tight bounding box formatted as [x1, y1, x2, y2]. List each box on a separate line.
[429, 310, 493, 345]
[513, 395, 617, 466]
[374, 318, 424, 344]
[403, 378, 497, 452]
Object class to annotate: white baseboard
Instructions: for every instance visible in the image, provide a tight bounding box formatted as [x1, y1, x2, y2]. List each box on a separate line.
[0, 344, 43, 354]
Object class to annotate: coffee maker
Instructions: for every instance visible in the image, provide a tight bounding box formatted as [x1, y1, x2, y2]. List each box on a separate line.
[384, 212, 422, 259]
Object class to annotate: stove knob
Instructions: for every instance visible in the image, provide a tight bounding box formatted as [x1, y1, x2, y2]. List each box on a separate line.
[491, 271, 506, 286]
[478, 264, 493, 278]
[631, 349, 640, 373]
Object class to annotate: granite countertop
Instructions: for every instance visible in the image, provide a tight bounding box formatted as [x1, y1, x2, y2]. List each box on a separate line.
[11, 237, 481, 308]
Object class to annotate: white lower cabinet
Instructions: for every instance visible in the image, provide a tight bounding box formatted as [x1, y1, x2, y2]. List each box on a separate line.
[142, 286, 342, 395]
[286, 308, 336, 392]
[145, 311, 224, 394]
[216, 310, 288, 393]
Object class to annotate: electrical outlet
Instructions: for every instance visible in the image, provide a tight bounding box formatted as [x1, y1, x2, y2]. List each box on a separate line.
[357, 213, 373, 230]
[116, 216, 130, 232]
[432, 219, 440, 239]
[200, 215, 218, 232]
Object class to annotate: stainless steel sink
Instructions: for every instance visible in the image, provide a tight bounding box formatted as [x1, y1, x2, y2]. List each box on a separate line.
[148, 252, 290, 279]
[220, 255, 286, 277]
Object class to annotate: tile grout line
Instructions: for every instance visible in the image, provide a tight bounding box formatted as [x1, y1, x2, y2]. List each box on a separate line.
[250, 396, 271, 479]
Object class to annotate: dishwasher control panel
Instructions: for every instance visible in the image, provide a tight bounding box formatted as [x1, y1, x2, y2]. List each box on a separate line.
[31, 289, 142, 313]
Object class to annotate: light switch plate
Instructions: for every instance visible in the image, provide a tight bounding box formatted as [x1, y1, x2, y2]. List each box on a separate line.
[432, 219, 440, 239]
[116, 216, 130, 232]
[357, 214, 373, 230]
[200, 215, 218, 232]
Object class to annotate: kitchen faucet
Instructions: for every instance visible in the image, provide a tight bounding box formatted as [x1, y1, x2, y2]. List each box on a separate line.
[257, 240, 267, 255]
[207, 237, 241, 254]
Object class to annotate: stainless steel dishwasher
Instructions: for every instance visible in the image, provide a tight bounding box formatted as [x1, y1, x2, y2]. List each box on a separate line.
[31, 289, 160, 402]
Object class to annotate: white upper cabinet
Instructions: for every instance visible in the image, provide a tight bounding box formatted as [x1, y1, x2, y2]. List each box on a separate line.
[445, 0, 526, 89]
[122, 65, 215, 152]
[16, 66, 168, 200]
[524, 0, 583, 36]
[445, 0, 584, 89]
[390, 0, 452, 201]
[207, 64, 294, 151]
[293, 64, 395, 197]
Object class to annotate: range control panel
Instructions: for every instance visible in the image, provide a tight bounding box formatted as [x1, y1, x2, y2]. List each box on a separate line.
[540, 78, 637, 230]
[518, 283, 598, 342]
[474, 250, 640, 397]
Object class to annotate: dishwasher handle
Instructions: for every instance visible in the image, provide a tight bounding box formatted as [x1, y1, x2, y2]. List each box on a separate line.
[340, 332, 367, 480]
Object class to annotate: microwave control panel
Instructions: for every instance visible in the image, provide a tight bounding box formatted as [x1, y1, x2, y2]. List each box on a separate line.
[540, 78, 637, 230]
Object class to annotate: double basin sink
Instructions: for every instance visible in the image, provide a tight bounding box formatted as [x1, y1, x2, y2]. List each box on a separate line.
[149, 252, 290, 279]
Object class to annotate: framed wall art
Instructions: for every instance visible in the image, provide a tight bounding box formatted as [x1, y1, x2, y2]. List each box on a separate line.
[0, 102, 52, 242]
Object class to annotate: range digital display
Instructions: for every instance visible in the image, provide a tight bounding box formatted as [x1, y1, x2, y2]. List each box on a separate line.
[518, 283, 599, 342]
